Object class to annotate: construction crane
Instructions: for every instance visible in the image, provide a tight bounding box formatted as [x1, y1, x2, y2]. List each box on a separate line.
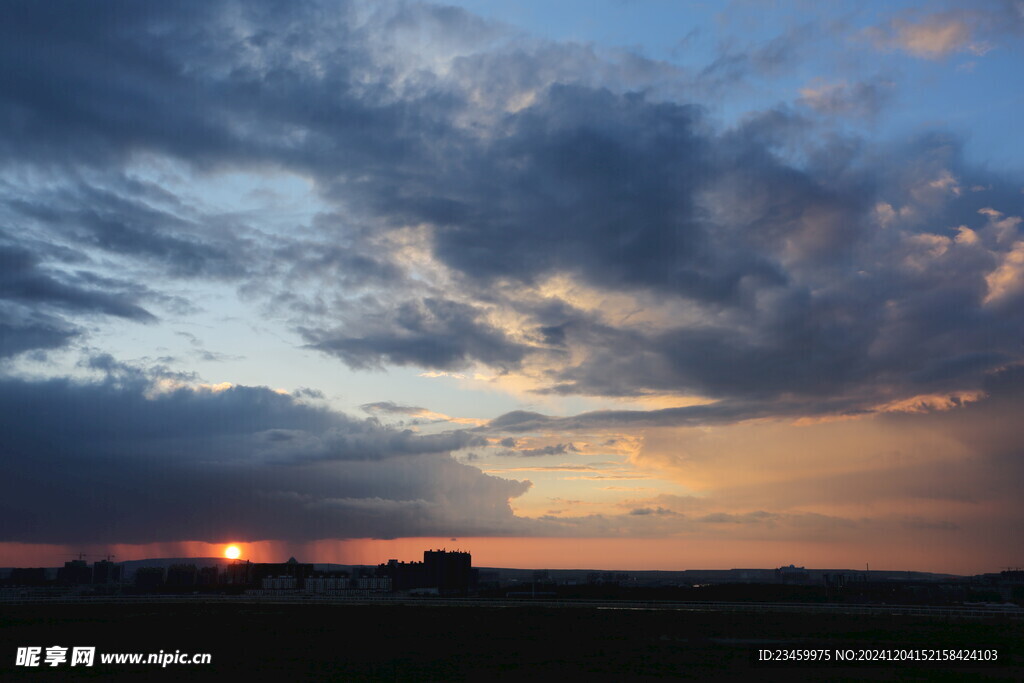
[65, 553, 117, 562]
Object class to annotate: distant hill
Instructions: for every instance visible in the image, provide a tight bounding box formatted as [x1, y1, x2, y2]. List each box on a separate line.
[1, 559, 967, 584]
[475, 567, 965, 586]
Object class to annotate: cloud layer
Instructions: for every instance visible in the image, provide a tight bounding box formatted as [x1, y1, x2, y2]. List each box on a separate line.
[0, 368, 529, 544]
[1, 0, 1022, 558]
[3, 0, 1022, 418]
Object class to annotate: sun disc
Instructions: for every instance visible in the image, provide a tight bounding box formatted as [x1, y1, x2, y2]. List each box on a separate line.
[225, 545, 241, 559]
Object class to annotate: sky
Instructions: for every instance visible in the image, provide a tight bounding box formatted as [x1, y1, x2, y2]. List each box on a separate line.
[1, 0, 1023, 575]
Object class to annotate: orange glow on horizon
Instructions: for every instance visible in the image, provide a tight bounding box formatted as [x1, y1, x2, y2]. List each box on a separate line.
[0, 537, 1006, 576]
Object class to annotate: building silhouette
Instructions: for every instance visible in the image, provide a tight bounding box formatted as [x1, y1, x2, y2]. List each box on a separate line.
[261, 576, 297, 590]
[197, 566, 220, 586]
[225, 557, 314, 588]
[378, 549, 475, 593]
[8, 568, 48, 586]
[134, 567, 165, 591]
[92, 559, 122, 585]
[57, 560, 92, 585]
[167, 564, 198, 587]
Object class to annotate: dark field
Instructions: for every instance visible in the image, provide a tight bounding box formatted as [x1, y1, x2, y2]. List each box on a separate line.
[2, 602, 1022, 681]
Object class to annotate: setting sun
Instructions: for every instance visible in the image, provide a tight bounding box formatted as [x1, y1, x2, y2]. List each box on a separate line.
[225, 545, 241, 560]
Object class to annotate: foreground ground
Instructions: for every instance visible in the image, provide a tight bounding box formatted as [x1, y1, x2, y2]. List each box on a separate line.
[1, 602, 1022, 681]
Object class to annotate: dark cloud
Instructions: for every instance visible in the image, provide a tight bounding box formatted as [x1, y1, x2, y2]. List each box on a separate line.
[485, 364, 1023, 432]
[0, 373, 529, 544]
[629, 506, 677, 516]
[0, 0, 363, 169]
[488, 411, 552, 429]
[14, 354, 984, 547]
[301, 298, 530, 370]
[270, 238, 404, 295]
[295, 68, 1018, 408]
[6, 0, 1024, 561]
[0, 244, 155, 321]
[0, 304, 78, 358]
[500, 443, 578, 457]
[293, 387, 325, 400]
[0, 0, 1021, 418]
[0, 240, 158, 357]
[422, 86, 717, 295]
[697, 511, 777, 524]
[361, 401, 429, 416]
[7, 182, 248, 279]
[486, 396, 867, 433]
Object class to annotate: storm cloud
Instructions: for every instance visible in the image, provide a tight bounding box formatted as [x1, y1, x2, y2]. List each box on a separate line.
[1, 0, 1023, 562]
[0, 372, 528, 544]
[1, 0, 1021, 419]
